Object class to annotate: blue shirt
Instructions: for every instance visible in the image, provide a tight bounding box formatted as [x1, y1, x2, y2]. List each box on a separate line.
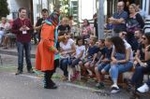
[105, 47, 113, 59]
[88, 46, 99, 57]
[113, 11, 128, 33]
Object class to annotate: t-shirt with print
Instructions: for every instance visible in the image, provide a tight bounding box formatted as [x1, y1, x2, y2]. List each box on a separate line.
[75, 45, 86, 59]
[58, 25, 71, 36]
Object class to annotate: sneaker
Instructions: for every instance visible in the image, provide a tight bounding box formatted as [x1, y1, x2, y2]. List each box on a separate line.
[15, 70, 23, 75]
[137, 83, 149, 93]
[96, 82, 105, 89]
[111, 84, 120, 94]
[28, 69, 35, 73]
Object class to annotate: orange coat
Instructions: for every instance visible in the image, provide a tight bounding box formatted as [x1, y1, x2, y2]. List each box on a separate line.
[35, 23, 56, 71]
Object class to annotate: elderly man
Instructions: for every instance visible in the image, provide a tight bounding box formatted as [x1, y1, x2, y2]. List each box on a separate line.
[109, 1, 128, 36]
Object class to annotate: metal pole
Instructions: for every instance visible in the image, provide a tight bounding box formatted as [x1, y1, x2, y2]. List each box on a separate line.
[98, 0, 104, 39]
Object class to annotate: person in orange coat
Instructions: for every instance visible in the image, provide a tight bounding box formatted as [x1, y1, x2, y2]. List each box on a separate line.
[35, 11, 60, 89]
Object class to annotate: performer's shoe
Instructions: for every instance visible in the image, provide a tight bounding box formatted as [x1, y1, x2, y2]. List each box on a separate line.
[44, 85, 58, 89]
[28, 69, 35, 73]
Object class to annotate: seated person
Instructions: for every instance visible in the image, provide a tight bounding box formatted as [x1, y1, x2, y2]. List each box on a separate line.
[109, 36, 133, 94]
[59, 37, 76, 80]
[0, 17, 11, 45]
[2, 32, 16, 49]
[129, 33, 150, 94]
[70, 36, 85, 80]
[79, 36, 99, 78]
[80, 19, 93, 39]
[137, 78, 150, 93]
[95, 39, 106, 66]
[58, 17, 71, 36]
[95, 36, 113, 89]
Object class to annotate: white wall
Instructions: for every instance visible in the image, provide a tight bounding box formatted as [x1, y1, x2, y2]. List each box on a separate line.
[78, 0, 96, 22]
[32, 0, 48, 25]
[7, 0, 31, 19]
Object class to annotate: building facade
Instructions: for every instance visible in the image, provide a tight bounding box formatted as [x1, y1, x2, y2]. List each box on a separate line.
[7, 0, 150, 24]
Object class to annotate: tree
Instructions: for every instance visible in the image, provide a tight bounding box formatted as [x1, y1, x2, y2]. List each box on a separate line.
[59, 0, 70, 17]
[0, 0, 10, 18]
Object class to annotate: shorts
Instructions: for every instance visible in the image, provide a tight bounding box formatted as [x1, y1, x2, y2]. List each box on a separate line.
[98, 63, 110, 72]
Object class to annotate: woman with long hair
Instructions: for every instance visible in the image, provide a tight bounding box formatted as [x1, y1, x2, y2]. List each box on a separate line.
[126, 4, 144, 51]
[109, 36, 133, 93]
[80, 19, 93, 39]
[129, 33, 150, 98]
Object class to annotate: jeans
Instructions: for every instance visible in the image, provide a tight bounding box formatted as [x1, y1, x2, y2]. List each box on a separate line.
[131, 64, 150, 88]
[17, 41, 32, 71]
[71, 58, 81, 68]
[110, 52, 133, 81]
[98, 63, 110, 72]
[110, 62, 133, 81]
[59, 58, 72, 77]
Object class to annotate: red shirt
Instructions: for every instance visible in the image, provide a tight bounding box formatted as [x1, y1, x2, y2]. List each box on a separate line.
[11, 18, 33, 43]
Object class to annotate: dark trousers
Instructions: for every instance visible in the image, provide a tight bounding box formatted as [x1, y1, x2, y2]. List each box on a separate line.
[44, 59, 59, 88]
[16, 42, 32, 72]
[60, 58, 71, 77]
[131, 65, 150, 88]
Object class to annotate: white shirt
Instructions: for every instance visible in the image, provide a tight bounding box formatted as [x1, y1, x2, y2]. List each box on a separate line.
[60, 38, 74, 50]
[75, 45, 86, 59]
[123, 39, 133, 62]
[60, 38, 74, 58]
[0, 22, 11, 33]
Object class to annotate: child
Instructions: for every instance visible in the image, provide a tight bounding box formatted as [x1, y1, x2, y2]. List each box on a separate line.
[95, 39, 106, 67]
[70, 36, 85, 80]
[95, 36, 113, 89]
[79, 36, 99, 78]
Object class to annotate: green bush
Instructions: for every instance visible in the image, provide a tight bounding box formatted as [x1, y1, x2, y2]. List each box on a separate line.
[0, 0, 10, 18]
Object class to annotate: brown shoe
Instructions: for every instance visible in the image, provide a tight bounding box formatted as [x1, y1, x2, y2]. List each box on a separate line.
[15, 70, 23, 75]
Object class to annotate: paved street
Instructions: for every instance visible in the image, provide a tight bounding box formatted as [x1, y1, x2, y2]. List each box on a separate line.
[0, 46, 149, 99]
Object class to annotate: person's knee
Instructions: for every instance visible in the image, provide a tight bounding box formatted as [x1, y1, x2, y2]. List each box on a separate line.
[62, 59, 67, 64]
[84, 62, 89, 69]
[95, 67, 98, 72]
[101, 69, 106, 74]
[78, 61, 83, 66]
[111, 66, 117, 71]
